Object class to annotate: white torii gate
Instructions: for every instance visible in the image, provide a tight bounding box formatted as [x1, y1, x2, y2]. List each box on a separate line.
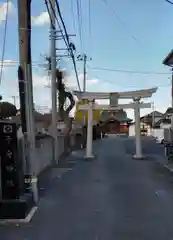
[74, 87, 157, 159]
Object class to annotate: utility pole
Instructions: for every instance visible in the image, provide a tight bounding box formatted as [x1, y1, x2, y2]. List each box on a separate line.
[83, 54, 87, 92]
[77, 54, 91, 92]
[17, 0, 38, 203]
[11, 95, 18, 106]
[171, 69, 173, 129]
[50, 0, 58, 164]
[152, 101, 155, 128]
[77, 54, 91, 127]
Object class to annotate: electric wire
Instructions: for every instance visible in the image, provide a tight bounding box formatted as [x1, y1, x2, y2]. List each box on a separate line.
[79, 0, 83, 42]
[0, 0, 9, 85]
[45, 0, 55, 29]
[88, 66, 170, 75]
[70, 0, 76, 31]
[100, 0, 140, 45]
[165, 0, 173, 4]
[88, 69, 171, 89]
[76, 0, 83, 50]
[54, 0, 81, 91]
[46, 0, 81, 91]
[46, 0, 69, 48]
[88, 0, 91, 44]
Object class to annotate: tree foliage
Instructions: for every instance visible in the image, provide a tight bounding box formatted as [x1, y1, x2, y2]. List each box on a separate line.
[0, 102, 17, 119]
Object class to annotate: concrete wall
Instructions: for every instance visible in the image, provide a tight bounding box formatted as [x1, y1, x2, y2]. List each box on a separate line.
[19, 134, 77, 177]
[0, 122, 82, 198]
[149, 129, 164, 139]
[129, 124, 135, 136]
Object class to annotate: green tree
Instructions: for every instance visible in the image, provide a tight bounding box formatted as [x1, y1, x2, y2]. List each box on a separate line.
[0, 102, 17, 119]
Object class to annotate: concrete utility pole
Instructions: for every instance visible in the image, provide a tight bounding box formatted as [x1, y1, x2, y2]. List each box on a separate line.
[83, 54, 87, 92]
[17, 0, 38, 203]
[11, 95, 18, 106]
[50, 0, 58, 164]
[152, 101, 155, 128]
[77, 54, 91, 92]
[171, 69, 173, 129]
[162, 51, 173, 130]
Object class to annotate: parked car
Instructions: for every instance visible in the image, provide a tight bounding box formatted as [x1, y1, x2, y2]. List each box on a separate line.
[156, 136, 164, 144]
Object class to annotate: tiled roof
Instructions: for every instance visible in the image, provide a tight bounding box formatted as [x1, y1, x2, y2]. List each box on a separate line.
[100, 109, 132, 122]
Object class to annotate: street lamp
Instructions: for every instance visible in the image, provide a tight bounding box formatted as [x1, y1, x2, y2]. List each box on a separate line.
[163, 50, 173, 129]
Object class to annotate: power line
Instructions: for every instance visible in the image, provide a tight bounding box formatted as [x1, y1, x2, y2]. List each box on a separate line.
[165, 0, 173, 4]
[88, 0, 91, 42]
[88, 69, 171, 89]
[100, 0, 140, 45]
[0, 0, 9, 85]
[70, 0, 76, 31]
[46, 0, 69, 48]
[46, 0, 81, 91]
[76, 0, 83, 50]
[55, 0, 81, 91]
[45, 0, 55, 29]
[88, 66, 171, 75]
[105, 80, 171, 88]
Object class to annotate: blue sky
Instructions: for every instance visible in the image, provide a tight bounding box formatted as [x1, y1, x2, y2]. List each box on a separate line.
[0, 0, 173, 118]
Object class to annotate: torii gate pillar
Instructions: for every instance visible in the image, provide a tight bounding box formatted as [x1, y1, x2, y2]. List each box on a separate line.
[85, 101, 94, 159]
[133, 99, 144, 159]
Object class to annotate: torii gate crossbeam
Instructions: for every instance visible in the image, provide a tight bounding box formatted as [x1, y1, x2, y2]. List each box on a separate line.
[75, 88, 157, 160]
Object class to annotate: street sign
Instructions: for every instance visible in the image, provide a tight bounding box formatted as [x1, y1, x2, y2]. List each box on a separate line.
[0, 122, 20, 199]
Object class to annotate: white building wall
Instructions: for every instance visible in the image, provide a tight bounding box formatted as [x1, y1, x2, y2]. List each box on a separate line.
[129, 124, 135, 136]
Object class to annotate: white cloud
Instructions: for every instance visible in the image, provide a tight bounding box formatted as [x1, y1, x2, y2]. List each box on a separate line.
[1, 69, 170, 120]
[2, 74, 49, 93]
[0, 59, 17, 74]
[32, 75, 49, 88]
[64, 73, 99, 90]
[0, 59, 17, 67]
[0, 1, 15, 24]
[87, 79, 98, 84]
[31, 12, 50, 26]
[43, 73, 99, 90]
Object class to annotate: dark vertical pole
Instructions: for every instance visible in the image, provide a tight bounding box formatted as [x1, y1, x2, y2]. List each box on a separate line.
[17, 0, 32, 134]
[83, 54, 87, 92]
[171, 69, 173, 130]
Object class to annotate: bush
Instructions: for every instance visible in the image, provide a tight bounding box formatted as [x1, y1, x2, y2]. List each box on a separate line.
[0, 102, 17, 119]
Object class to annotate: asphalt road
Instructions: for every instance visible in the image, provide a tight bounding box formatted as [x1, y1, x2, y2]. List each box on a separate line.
[1, 136, 173, 239]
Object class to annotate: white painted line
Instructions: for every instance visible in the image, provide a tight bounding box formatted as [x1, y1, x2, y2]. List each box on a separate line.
[0, 206, 38, 225]
[164, 164, 173, 172]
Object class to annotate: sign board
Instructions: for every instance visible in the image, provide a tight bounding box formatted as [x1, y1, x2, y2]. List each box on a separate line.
[0, 122, 20, 199]
[109, 93, 119, 106]
[24, 174, 32, 193]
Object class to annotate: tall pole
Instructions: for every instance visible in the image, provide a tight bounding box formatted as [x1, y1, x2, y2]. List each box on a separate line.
[50, 0, 58, 164]
[152, 101, 155, 128]
[171, 69, 173, 129]
[77, 54, 91, 92]
[133, 99, 143, 159]
[85, 101, 94, 158]
[11, 95, 17, 106]
[83, 54, 87, 92]
[17, 0, 27, 134]
[17, 0, 38, 203]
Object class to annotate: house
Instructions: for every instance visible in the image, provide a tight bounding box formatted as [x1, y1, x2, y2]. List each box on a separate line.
[129, 111, 164, 136]
[154, 118, 171, 129]
[129, 121, 151, 136]
[12, 110, 47, 133]
[12, 110, 80, 136]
